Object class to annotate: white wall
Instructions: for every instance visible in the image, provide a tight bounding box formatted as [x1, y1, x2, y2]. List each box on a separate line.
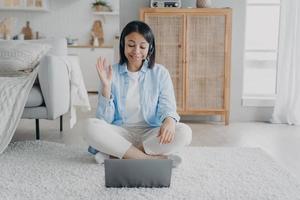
[0, 0, 274, 122]
[0, 0, 120, 46]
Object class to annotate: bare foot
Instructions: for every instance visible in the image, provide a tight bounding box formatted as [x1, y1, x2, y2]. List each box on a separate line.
[136, 144, 145, 152]
[122, 145, 169, 160]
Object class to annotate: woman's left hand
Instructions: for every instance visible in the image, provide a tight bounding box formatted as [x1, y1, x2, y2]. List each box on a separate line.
[157, 117, 176, 144]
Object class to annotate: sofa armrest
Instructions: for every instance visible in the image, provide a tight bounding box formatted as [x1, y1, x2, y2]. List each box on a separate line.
[38, 55, 70, 120]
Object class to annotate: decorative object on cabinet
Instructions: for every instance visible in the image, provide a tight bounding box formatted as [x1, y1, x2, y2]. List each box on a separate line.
[150, 0, 182, 8]
[92, 0, 112, 12]
[3, 0, 26, 7]
[0, 17, 15, 40]
[4, 0, 12, 6]
[196, 0, 212, 8]
[66, 37, 78, 46]
[92, 34, 99, 47]
[35, 0, 42, 7]
[21, 21, 33, 40]
[27, 0, 34, 7]
[35, 31, 39, 39]
[0, 0, 49, 11]
[13, 0, 20, 6]
[91, 20, 104, 47]
[140, 8, 232, 124]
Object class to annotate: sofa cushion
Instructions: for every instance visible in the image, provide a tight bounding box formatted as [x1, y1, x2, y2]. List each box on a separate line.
[25, 85, 44, 108]
[0, 41, 50, 76]
[22, 107, 48, 119]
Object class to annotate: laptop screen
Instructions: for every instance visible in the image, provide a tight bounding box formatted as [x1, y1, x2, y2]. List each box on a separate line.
[105, 159, 172, 188]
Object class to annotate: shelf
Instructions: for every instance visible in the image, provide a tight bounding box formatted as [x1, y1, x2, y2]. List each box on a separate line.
[92, 11, 119, 22]
[93, 11, 119, 15]
[0, 7, 49, 11]
[68, 45, 113, 49]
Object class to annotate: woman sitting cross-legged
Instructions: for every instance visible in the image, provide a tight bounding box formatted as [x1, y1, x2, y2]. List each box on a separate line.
[83, 21, 192, 167]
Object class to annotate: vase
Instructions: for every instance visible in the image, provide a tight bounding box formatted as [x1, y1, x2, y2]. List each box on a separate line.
[196, 0, 212, 8]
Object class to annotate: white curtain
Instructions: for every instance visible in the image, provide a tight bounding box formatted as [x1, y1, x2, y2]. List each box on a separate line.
[271, 0, 300, 125]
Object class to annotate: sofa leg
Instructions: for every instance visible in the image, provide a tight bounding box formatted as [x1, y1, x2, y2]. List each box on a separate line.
[35, 119, 40, 140]
[60, 115, 63, 132]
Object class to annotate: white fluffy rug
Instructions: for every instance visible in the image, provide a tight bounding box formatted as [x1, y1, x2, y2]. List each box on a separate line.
[0, 141, 300, 200]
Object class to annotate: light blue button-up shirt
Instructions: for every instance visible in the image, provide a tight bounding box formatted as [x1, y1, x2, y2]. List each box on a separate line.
[96, 61, 180, 127]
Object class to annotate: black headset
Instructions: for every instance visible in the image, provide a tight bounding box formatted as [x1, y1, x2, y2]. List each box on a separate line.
[148, 44, 154, 56]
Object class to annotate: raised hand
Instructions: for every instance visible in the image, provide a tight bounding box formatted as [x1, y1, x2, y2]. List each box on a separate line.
[96, 57, 113, 87]
[96, 57, 113, 98]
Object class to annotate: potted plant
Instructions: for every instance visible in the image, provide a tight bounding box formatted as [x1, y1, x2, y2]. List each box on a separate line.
[92, 0, 112, 12]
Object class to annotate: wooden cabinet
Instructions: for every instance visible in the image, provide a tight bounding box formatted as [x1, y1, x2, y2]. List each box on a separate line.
[140, 8, 232, 124]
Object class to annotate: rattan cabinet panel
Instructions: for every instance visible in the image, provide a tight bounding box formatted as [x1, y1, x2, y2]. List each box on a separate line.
[187, 15, 225, 110]
[140, 8, 232, 124]
[144, 14, 185, 111]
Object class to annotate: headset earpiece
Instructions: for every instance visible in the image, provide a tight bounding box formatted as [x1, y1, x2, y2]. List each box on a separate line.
[148, 44, 154, 56]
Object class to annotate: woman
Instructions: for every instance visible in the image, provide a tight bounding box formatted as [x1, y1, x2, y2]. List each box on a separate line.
[83, 21, 192, 167]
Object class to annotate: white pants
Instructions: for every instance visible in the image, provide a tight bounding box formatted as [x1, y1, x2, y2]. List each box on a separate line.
[83, 118, 192, 159]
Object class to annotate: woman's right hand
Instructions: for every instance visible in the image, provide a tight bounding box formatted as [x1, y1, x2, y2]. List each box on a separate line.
[96, 57, 113, 98]
[96, 57, 113, 87]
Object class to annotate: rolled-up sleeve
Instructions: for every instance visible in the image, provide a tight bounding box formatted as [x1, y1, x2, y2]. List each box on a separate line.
[96, 89, 115, 123]
[157, 69, 180, 123]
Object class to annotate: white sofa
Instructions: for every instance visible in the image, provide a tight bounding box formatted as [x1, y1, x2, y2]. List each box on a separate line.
[22, 38, 70, 139]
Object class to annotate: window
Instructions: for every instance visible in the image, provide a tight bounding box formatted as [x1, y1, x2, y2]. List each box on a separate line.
[243, 0, 281, 106]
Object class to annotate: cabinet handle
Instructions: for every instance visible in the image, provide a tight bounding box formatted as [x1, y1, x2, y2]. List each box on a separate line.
[178, 44, 182, 48]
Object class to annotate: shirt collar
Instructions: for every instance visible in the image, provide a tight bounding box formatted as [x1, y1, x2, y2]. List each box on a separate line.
[119, 63, 128, 74]
[119, 60, 149, 75]
[140, 59, 149, 73]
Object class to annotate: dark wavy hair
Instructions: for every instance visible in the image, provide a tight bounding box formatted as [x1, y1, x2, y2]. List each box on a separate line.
[119, 21, 156, 69]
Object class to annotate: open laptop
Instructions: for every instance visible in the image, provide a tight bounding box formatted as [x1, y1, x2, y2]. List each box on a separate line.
[104, 159, 172, 188]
